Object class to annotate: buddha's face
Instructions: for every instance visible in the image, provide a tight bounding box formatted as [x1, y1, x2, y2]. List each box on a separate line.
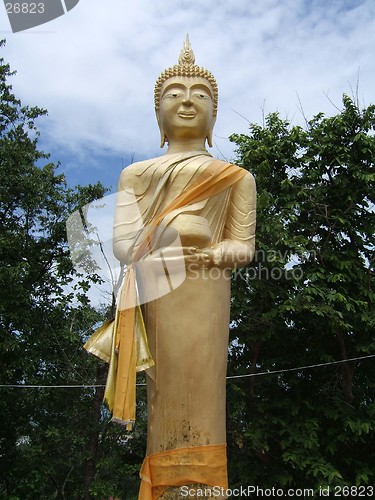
[157, 76, 215, 146]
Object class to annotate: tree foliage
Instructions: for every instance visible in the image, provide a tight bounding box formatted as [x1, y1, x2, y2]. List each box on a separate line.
[227, 95, 375, 489]
[0, 40, 125, 499]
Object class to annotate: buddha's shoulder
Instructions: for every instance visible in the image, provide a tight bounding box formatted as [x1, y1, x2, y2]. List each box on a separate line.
[118, 157, 163, 186]
[120, 157, 160, 176]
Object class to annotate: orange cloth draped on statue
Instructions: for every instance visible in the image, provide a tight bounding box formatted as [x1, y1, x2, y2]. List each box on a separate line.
[139, 444, 228, 500]
[112, 160, 246, 425]
[84, 158, 246, 428]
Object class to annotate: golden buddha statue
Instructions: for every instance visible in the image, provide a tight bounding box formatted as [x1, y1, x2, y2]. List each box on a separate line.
[85, 35, 256, 499]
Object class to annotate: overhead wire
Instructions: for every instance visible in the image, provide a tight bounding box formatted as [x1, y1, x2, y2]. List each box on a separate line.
[1, 354, 374, 388]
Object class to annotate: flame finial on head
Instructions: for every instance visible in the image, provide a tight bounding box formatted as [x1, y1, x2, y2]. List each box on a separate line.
[154, 34, 218, 117]
[178, 34, 195, 68]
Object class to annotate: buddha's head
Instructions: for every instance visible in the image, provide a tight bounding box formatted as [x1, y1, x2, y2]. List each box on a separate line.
[154, 35, 218, 149]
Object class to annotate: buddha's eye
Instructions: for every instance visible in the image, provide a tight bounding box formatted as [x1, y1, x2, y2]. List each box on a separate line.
[194, 92, 210, 100]
[164, 92, 180, 99]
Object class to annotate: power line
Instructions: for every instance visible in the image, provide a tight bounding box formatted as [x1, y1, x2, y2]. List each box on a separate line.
[226, 354, 375, 380]
[0, 384, 106, 389]
[1, 354, 374, 389]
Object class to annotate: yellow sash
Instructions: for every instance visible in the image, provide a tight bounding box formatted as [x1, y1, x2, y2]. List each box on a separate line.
[139, 444, 228, 500]
[84, 160, 247, 428]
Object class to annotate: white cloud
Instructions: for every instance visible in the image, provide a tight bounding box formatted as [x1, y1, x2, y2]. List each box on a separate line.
[1, 0, 375, 172]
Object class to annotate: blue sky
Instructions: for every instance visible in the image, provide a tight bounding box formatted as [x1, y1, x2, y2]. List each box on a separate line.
[1, 0, 375, 192]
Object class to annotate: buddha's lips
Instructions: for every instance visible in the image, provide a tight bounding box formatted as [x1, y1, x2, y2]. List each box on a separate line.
[178, 112, 196, 118]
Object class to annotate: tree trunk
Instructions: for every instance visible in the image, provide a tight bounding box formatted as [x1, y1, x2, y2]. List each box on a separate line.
[336, 331, 356, 404]
[83, 363, 107, 499]
[247, 339, 262, 416]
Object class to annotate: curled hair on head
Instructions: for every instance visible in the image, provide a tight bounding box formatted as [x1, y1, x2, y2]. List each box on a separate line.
[154, 34, 218, 118]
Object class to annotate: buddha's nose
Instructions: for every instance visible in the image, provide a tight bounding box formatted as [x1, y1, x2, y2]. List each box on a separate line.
[182, 92, 193, 105]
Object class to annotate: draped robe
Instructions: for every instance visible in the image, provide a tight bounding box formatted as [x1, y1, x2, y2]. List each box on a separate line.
[88, 151, 256, 499]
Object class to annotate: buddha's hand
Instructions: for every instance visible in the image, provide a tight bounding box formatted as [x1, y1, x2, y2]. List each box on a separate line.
[139, 245, 210, 267]
[202, 240, 254, 269]
[139, 241, 253, 270]
[167, 243, 242, 269]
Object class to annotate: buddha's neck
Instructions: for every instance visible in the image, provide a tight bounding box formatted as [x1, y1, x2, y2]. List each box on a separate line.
[165, 138, 209, 155]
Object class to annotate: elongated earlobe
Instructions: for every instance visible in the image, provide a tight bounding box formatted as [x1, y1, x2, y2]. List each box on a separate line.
[207, 129, 213, 148]
[157, 114, 167, 148]
[207, 116, 216, 148]
[159, 131, 167, 148]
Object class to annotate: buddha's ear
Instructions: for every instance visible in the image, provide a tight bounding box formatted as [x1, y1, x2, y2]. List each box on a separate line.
[159, 131, 167, 148]
[206, 116, 216, 148]
[160, 131, 169, 148]
[156, 113, 167, 148]
[206, 131, 213, 148]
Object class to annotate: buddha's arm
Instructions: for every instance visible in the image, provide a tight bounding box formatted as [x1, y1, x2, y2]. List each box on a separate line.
[113, 168, 145, 265]
[209, 170, 256, 268]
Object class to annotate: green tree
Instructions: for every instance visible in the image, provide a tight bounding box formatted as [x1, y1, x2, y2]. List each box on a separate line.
[0, 39, 121, 499]
[227, 95, 375, 489]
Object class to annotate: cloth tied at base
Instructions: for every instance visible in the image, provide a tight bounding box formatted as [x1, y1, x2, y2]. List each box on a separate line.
[139, 444, 228, 500]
